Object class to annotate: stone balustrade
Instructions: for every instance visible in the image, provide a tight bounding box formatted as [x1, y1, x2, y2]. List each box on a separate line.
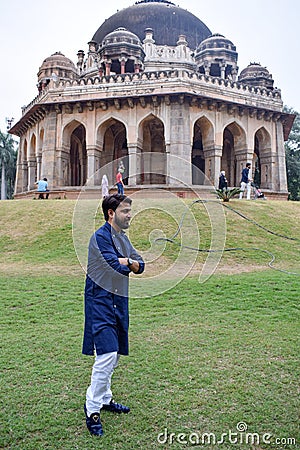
[21, 69, 283, 117]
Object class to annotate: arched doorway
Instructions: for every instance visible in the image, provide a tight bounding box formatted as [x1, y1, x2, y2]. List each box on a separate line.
[222, 122, 246, 186]
[192, 116, 214, 185]
[253, 135, 261, 186]
[62, 121, 87, 186]
[99, 119, 128, 186]
[70, 124, 87, 186]
[221, 128, 235, 186]
[139, 115, 166, 184]
[254, 127, 272, 189]
[192, 122, 205, 184]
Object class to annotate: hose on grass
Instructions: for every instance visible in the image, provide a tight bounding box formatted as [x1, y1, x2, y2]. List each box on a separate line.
[154, 199, 300, 276]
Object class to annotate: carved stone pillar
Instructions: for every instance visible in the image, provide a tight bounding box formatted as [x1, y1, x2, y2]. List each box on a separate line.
[41, 111, 58, 186]
[36, 155, 42, 181]
[165, 143, 171, 184]
[87, 147, 102, 185]
[120, 58, 126, 75]
[169, 103, 192, 185]
[15, 161, 28, 194]
[56, 147, 69, 187]
[275, 121, 288, 192]
[203, 146, 222, 187]
[105, 60, 111, 76]
[127, 144, 142, 186]
[220, 63, 226, 79]
[27, 158, 37, 190]
[204, 63, 211, 77]
[231, 67, 238, 82]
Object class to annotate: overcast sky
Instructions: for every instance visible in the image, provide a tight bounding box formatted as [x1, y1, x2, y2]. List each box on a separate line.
[1, 0, 299, 134]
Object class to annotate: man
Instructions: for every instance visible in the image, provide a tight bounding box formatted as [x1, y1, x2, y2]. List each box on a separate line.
[82, 194, 145, 436]
[239, 163, 252, 200]
[35, 177, 49, 199]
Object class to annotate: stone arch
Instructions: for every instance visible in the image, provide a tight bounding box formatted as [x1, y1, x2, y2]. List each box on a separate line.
[39, 128, 44, 152]
[137, 112, 167, 141]
[29, 133, 36, 157]
[254, 127, 272, 189]
[22, 139, 28, 192]
[27, 134, 37, 189]
[23, 139, 28, 162]
[62, 120, 87, 186]
[97, 117, 128, 186]
[137, 114, 166, 184]
[192, 116, 214, 185]
[222, 121, 247, 186]
[36, 129, 44, 180]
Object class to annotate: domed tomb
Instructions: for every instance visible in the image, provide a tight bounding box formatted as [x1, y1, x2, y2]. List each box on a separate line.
[92, 0, 211, 50]
[238, 62, 274, 90]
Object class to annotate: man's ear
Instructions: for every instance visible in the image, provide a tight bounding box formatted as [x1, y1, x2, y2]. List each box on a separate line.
[108, 208, 114, 219]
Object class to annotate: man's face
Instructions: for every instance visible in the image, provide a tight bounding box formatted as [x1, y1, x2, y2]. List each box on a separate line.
[111, 201, 132, 231]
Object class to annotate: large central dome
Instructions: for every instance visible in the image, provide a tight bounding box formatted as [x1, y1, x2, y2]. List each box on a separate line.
[92, 0, 211, 49]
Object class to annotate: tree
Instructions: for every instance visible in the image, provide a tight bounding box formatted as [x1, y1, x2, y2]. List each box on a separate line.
[0, 131, 17, 200]
[284, 107, 300, 200]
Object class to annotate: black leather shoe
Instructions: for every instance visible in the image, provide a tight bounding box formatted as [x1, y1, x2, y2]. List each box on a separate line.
[84, 403, 103, 436]
[101, 400, 130, 414]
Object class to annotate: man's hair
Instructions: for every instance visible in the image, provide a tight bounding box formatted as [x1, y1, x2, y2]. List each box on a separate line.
[102, 194, 132, 221]
[246, 163, 251, 168]
[43, 177, 48, 181]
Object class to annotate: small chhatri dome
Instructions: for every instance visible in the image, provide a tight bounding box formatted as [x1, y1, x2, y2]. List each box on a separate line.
[238, 62, 274, 90]
[195, 33, 238, 79]
[99, 28, 145, 75]
[196, 33, 237, 52]
[37, 51, 77, 90]
[101, 27, 142, 46]
[92, 0, 211, 49]
[38, 51, 76, 72]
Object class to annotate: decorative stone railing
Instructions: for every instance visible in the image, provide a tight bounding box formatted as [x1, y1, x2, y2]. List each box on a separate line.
[21, 69, 282, 117]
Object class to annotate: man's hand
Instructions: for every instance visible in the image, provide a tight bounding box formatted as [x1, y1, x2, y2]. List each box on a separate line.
[118, 257, 140, 273]
[118, 257, 128, 265]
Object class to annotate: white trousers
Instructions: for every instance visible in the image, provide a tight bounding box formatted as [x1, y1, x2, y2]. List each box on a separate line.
[239, 182, 251, 200]
[85, 351, 119, 416]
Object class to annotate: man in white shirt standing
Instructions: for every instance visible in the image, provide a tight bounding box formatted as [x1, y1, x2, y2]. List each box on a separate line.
[239, 163, 252, 200]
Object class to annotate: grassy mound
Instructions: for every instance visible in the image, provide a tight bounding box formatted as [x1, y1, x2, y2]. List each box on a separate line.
[0, 198, 299, 449]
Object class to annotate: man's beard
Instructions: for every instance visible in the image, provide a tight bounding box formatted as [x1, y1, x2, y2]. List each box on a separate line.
[114, 214, 130, 230]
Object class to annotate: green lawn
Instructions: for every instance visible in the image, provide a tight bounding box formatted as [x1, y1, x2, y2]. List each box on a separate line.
[0, 199, 299, 449]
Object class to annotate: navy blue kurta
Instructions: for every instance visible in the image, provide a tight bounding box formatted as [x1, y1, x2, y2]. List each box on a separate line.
[82, 221, 144, 356]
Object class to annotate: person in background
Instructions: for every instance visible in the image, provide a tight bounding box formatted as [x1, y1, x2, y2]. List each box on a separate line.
[239, 163, 252, 200]
[82, 194, 145, 437]
[35, 177, 49, 199]
[101, 174, 109, 198]
[218, 170, 228, 191]
[116, 170, 124, 195]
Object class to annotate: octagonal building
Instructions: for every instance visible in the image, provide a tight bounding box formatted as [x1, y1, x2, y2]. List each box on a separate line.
[10, 0, 295, 199]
